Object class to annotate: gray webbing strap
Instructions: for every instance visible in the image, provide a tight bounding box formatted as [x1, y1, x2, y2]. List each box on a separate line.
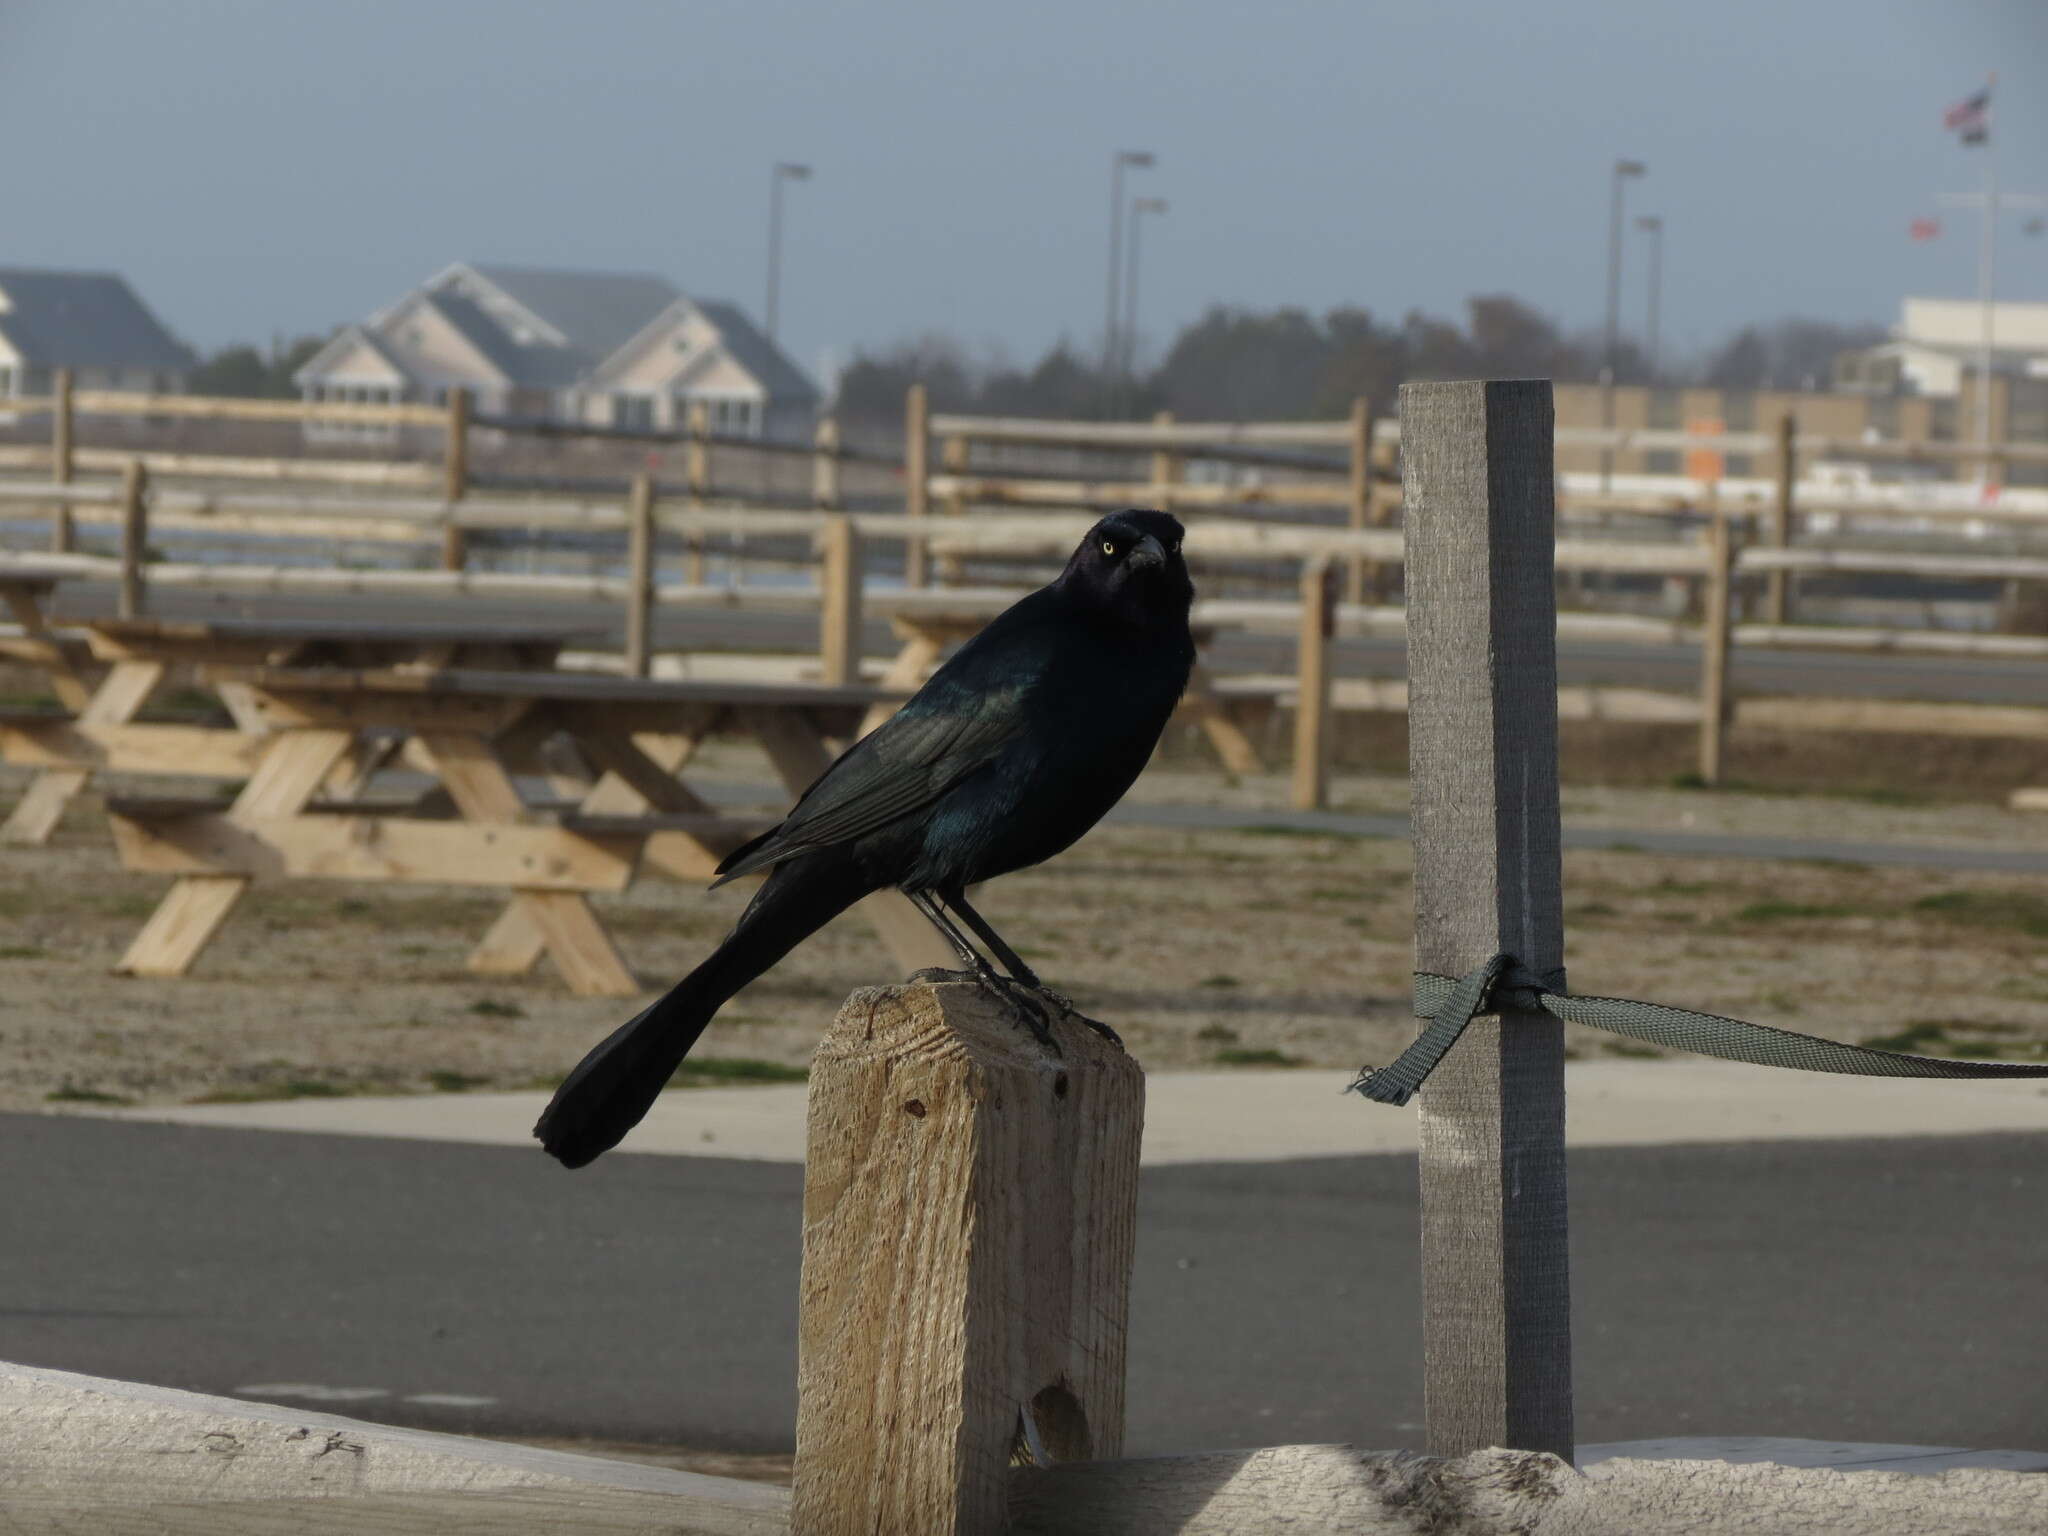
[1350, 953, 2048, 1107]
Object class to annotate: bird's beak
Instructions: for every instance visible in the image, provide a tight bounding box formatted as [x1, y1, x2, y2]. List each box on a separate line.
[1128, 533, 1167, 571]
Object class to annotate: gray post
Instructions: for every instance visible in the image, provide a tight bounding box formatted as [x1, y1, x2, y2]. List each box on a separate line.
[624, 473, 655, 678]
[117, 460, 149, 620]
[1400, 378, 1572, 1463]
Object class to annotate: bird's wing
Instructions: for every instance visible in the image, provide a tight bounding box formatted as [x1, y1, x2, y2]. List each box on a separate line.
[712, 671, 1032, 882]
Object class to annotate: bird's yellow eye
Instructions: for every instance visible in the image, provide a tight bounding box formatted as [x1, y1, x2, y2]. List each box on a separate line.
[1102, 540, 1118, 557]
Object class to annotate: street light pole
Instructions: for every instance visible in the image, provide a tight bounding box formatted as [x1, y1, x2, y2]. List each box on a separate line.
[1601, 158, 1646, 488]
[1122, 196, 1169, 384]
[1104, 150, 1156, 397]
[1635, 215, 1664, 381]
[765, 161, 812, 347]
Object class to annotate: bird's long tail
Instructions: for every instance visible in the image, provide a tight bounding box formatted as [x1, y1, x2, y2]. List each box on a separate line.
[534, 851, 876, 1168]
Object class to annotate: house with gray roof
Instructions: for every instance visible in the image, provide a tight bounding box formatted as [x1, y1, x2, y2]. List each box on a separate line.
[0, 268, 194, 397]
[294, 262, 819, 441]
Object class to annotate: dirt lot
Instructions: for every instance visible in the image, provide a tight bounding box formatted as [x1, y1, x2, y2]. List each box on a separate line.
[5, 735, 2048, 1114]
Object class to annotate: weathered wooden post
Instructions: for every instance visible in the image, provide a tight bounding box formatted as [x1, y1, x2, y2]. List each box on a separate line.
[817, 514, 863, 688]
[116, 460, 148, 620]
[1291, 556, 1337, 811]
[813, 416, 842, 511]
[1150, 410, 1178, 514]
[1401, 378, 1572, 1462]
[50, 368, 75, 554]
[1766, 411, 1795, 626]
[1697, 510, 1735, 786]
[441, 386, 471, 572]
[904, 383, 931, 588]
[938, 434, 969, 585]
[682, 400, 711, 585]
[792, 982, 1143, 1535]
[624, 473, 656, 679]
[1345, 396, 1375, 604]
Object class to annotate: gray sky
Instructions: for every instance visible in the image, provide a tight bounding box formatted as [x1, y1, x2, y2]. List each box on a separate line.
[2, 1, 2042, 380]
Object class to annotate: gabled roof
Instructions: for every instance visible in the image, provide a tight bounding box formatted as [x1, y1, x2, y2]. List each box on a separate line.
[449, 264, 684, 361]
[422, 290, 582, 389]
[695, 300, 819, 404]
[0, 268, 193, 371]
[291, 323, 414, 388]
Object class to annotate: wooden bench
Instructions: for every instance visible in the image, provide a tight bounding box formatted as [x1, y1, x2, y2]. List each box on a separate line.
[107, 667, 954, 997]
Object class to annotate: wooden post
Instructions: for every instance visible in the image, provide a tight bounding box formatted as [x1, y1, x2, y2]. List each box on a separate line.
[1345, 396, 1375, 604]
[938, 434, 968, 585]
[1697, 510, 1735, 786]
[686, 400, 710, 585]
[1766, 411, 1795, 626]
[817, 514, 863, 688]
[792, 981, 1143, 1536]
[1291, 557, 1337, 811]
[904, 383, 931, 589]
[624, 473, 656, 679]
[1150, 409, 1178, 513]
[117, 460, 148, 620]
[1400, 378, 1572, 1463]
[441, 386, 471, 572]
[813, 415, 842, 510]
[50, 368, 75, 553]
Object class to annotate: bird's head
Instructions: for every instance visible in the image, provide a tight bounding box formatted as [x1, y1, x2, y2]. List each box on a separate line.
[1059, 509, 1193, 624]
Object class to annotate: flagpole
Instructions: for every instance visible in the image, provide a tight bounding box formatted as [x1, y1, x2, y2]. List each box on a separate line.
[1978, 70, 1997, 486]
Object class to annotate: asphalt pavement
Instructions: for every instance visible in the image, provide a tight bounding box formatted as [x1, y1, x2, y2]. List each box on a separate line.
[6, 1112, 2043, 1456]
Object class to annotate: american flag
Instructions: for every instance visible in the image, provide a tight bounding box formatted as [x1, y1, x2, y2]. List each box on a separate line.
[1944, 87, 1990, 145]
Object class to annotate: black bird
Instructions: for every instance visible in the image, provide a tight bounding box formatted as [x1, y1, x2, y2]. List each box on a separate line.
[534, 509, 1194, 1168]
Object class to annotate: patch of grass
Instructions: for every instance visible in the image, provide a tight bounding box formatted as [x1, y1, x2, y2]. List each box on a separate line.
[1212, 1048, 1302, 1067]
[1569, 902, 1617, 919]
[1861, 1021, 1949, 1053]
[1308, 887, 1373, 903]
[669, 1057, 809, 1087]
[1651, 878, 1714, 896]
[426, 1069, 490, 1093]
[45, 1084, 132, 1105]
[190, 1079, 356, 1104]
[1603, 1042, 1663, 1059]
[1794, 858, 1870, 874]
[1750, 988, 1805, 1015]
[1993, 976, 2048, 1003]
[1240, 823, 1363, 841]
[0, 944, 48, 959]
[397, 943, 431, 958]
[1195, 1024, 1240, 1044]
[1912, 889, 2048, 939]
[1198, 974, 1241, 989]
[467, 999, 527, 1019]
[1732, 901, 1858, 924]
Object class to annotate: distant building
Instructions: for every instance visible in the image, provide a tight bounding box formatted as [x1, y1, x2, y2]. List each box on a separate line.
[1833, 298, 2048, 399]
[0, 268, 194, 397]
[294, 262, 819, 440]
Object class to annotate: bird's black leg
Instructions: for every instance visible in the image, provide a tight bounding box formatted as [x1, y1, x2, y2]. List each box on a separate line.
[908, 891, 1060, 1053]
[939, 890, 1122, 1049]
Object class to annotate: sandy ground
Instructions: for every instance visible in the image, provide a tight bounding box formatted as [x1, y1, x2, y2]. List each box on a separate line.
[4, 739, 2048, 1114]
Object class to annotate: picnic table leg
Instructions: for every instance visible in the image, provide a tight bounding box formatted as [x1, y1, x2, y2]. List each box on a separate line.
[415, 730, 639, 999]
[741, 706, 956, 974]
[1181, 663, 1265, 777]
[4, 659, 166, 846]
[116, 726, 354, 977]
[0, 586, 92, 711]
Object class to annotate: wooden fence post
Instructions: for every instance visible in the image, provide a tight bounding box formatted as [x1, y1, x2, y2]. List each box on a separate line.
[1697, 510, 1735, 786]
[1400, 378, 1572, 1463]
[904, 383, 931, 589]
[1766, 411, 1795, 626]
[1291, 557, 1337, 811]
[1345, 396, 1375, 604]
[117, 460, 148, 619]
[817, 514, 863, 688]
[441, 387, 471, 572]
[1150, 409, 1178, 513]
[813, 416, 842, 510]
[624, 473, 656, 679]
[686, 400, 711, 585]
[792, 981, 1142, 1536]
[938, 434, 968, 585]
[50, 368, 75, 554]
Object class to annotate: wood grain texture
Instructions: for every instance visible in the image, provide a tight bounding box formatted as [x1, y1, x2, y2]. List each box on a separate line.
[1697, 514, 1735, 785]
[1290, 557, 1335, 811]
[1400, 378, 1572, 1463]
[817, 515, 862, 688]
[116, 461, 147, 619]
[793, 982, 1143, 1536]
[624, 474, 655, 678]
[905, 384, 931, 588]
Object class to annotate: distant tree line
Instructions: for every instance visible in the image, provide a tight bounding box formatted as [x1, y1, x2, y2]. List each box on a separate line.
[834, 297, 1886, 425]
[185, 336, 328, 397]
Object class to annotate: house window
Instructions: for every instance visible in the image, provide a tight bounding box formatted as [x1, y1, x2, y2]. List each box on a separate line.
[613, 394, 654, 431]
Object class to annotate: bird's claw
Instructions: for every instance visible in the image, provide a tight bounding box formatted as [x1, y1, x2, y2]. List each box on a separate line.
[1028, 984, 1123, 1050]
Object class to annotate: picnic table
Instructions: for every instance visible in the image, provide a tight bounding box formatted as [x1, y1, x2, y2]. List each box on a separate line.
[0, 564, 95, 710]
[0, 615, 592, 845]
[103, 666, 954, 996]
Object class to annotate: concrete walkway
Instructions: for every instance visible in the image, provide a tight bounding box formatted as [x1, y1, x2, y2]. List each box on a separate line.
[79, 1058, 2048, 1163]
